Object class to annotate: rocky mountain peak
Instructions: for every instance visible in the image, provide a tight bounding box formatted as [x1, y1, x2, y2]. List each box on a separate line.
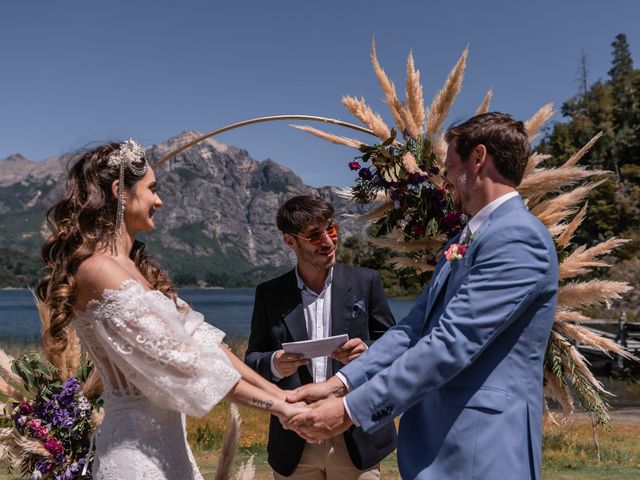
[0, 133, 368, 287]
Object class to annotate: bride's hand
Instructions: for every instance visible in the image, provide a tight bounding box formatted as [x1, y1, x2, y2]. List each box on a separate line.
[276, 400, 309, 429]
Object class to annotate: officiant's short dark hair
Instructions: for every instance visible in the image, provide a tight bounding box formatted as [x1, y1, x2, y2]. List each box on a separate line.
[277, 196, 334, 234]
[445, 112, 531, 186]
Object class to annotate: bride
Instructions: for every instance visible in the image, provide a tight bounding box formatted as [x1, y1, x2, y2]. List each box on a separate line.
[36, 140, 304, 479]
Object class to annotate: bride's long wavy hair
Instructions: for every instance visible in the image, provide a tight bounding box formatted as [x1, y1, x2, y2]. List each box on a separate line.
[37, 142, 176, 368]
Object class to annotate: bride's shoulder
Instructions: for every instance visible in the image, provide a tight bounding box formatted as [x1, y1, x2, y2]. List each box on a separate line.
[76, 255, 138, 309]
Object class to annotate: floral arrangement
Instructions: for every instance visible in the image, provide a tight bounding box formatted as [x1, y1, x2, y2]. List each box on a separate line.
[289, 41, 637, 426]
[1, 350, 102, 479]
[350, 131, 465, 242]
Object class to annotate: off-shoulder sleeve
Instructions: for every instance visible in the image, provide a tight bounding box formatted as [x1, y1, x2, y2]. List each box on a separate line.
[89, 281, 240, 417]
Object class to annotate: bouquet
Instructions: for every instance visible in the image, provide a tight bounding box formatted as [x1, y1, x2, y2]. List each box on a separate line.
[351, 130, 465, 242]
[1, 351, 102, 479]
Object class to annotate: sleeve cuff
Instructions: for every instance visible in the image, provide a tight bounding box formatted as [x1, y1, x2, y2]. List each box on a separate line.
[343, 396, 360, 427]
[334, 372, 351, 391]
[270, 351, 284, 381]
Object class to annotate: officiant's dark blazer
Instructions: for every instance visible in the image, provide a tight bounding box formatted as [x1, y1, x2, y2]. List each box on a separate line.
[245, 263, 397, 476]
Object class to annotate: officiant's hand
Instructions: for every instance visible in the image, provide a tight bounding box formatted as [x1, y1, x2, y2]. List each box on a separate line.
[274, 350, 310, 377]
[287, 375, 347, 404]
[287, 396, 353, 444]
[331, 338, 366, 364]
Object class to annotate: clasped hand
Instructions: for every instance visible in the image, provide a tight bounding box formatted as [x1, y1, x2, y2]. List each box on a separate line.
[279, 376, 353, 444]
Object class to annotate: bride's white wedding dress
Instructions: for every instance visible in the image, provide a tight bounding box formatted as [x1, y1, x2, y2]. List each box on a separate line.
[73, 279, 241, 480]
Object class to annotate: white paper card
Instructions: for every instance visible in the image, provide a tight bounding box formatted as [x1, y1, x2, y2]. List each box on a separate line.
[282, 334, 349, 359]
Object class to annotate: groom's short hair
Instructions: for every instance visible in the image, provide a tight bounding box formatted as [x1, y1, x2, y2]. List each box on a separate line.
[277, 195, 334, 234]
[445, 112, 531, 186]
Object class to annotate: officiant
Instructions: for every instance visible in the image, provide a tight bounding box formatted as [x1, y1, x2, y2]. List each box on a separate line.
[245, 195, 397, 479]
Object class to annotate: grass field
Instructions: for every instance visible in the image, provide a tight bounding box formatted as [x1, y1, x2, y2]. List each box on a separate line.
[182, 401, 640, 479]
[2, 339, 639, 479]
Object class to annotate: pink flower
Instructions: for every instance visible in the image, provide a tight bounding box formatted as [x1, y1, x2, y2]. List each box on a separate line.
[34, 425, 50, 438]
[444, 243, 468, 262]
[348, 160, 361, 171]
[44, 438, 64, 456]
[27, 419, 42, 429]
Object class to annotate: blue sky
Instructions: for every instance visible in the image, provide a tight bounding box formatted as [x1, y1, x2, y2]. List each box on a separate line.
[1, 1, 639, 187]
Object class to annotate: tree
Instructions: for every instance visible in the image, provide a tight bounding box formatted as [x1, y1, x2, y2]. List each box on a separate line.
[538, 34, 640, 257]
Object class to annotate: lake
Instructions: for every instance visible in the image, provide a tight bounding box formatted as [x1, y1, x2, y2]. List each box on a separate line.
[0, 288, 416, 340]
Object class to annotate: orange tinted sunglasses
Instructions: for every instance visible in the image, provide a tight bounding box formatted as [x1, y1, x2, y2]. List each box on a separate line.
[290, 224, 339, 245]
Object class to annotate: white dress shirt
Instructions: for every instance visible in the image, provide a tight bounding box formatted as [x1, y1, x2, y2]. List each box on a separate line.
[270, 267, 333, 383]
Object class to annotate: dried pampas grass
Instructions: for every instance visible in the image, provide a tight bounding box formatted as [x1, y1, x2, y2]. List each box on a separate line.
[557, 280, 633, 310]
[215, 403, 241, 480]
[0, 349, 20, 386]
[426, 46, 468, 139]
[389, 257, 436, 272]
[81, 369, 103, 400]
[556, 203, 588, 248]
[371, 40, 406, 135]
[532, 182, 604, 232]
[290, 125, 363, 149]
[368, 236, 447, 253]
[525, 103, 554, 141]
[475, 89, 493, 115]
[518, 165, 606, 204]
[405, 51, 425, 132]
[235, 455, 255, 480]
[341, 96, 391, 141]
[523, 153, 551, 179]
[559, 238, 630, 280]
[562, 132, 604, 168]
[543, 372, 574, 415]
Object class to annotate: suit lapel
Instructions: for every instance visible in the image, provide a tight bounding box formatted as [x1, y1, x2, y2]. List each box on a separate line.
[330, 264, 355, 337]
[281, 270, 309, 343]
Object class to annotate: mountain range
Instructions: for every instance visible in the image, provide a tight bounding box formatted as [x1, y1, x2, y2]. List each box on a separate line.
[0, 131, 369, 287]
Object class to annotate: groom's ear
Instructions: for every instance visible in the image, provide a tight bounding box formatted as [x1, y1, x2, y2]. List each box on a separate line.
[473, 144, 487, 165]
[471, 144, 488, 172]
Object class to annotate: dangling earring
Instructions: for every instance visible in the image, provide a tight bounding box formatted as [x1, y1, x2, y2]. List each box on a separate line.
[107, 139, 149, 253]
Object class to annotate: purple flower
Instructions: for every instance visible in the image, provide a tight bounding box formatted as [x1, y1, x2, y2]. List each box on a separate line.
[36, 460, 53, 473]
[348, 160, 361, 171]
[407, 172, 426, 185]
[60, 377, 80, 397]
[52, 408, 75, 428]
[358, 168, 373, 181]
[389, 189, 401, 201]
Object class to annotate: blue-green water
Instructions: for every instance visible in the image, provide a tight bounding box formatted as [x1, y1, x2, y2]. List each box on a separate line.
[0, 288, 415, 339]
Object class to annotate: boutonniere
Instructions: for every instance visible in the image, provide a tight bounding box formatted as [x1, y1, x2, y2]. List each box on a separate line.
[444, 243, 468, 262]
[352, 298, 366, 319]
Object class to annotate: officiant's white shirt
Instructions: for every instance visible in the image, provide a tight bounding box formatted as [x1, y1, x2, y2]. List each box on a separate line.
[270, 267, 334, 383]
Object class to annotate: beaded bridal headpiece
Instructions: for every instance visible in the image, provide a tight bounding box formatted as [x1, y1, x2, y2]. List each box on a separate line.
[107, 139, 149, 236]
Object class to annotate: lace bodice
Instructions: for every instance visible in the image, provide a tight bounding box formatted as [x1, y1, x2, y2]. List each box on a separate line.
[73, 280, 241, 479]
[73, 279, 240, 416]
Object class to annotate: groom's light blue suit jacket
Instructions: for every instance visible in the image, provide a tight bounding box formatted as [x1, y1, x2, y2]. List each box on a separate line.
[340, 196, 558, 480]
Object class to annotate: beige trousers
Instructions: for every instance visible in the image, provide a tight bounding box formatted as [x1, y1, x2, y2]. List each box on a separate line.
[272, 435, 380, 480]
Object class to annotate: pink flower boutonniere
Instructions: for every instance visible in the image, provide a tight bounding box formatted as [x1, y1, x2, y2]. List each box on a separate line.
[444, 243, 468, 262]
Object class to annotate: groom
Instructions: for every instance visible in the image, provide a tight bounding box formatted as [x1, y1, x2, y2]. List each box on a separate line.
[287, 112, 559, 480]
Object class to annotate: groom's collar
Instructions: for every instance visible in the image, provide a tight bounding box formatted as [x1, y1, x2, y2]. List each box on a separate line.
[466, 191, 520, 236]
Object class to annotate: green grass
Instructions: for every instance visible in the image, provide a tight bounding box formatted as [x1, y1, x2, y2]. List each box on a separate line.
[2, 340, 639, 479]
